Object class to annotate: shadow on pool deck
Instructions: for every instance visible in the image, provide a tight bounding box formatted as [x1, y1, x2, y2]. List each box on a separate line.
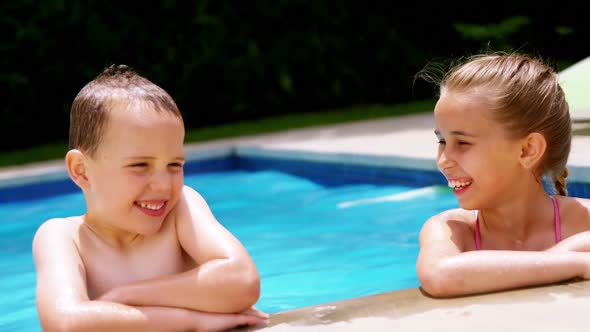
[239, 279, 590, 331]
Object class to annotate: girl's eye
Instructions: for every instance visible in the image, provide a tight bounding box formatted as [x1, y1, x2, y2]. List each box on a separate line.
[169, 163, 184, 168]
[458, 141, 471, 146]
[437, 140, 446, 145]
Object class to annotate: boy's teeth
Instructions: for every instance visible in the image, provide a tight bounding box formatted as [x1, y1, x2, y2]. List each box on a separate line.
[138, 202, 163, 210]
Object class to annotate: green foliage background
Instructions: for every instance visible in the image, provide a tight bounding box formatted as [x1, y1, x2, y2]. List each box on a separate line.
[2, 1, 588, 151]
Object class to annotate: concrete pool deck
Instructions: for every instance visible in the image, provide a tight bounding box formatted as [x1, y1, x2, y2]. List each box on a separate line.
[2, 112, 590, 331]
[3, 111, 590, 186]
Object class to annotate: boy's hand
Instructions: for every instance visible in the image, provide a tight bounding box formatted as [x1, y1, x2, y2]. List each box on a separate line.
[97, 287, 124, 303]
[98, 287, 269, 320]
[97, 286, 270, 332]
[241, 307, 270, 320]
[186, 308, 269, 332]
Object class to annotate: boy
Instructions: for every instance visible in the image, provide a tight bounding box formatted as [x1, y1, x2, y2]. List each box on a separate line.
[32, 65, 269, 331]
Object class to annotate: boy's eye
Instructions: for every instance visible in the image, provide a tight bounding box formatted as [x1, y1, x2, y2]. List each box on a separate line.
[458, 141, 471, 146]
[129, 163, 148, 168]
[169, 163, 184, 168]
[437, 139, 446, 145]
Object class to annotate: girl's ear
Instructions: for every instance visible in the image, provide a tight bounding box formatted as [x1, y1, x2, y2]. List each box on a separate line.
[519, 132, 547, 170]
[65, 149, 90, 190]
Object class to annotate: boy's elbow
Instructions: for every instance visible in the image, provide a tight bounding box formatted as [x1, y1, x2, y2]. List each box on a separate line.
[40, 313, 78, 332]
[232, 267, 261, 311]
[54, 321, 79, 332]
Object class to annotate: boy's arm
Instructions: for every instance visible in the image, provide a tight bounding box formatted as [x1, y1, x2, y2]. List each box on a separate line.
[33, 218, 264, 332]
[100, 186, 261, 313]
[416, 211, 589, 298]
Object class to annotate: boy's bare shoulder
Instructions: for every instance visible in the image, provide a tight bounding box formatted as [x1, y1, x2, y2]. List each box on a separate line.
[170, 185, 209, 218]
[181, 184, 205, 202]
[33, 217, 83, 247]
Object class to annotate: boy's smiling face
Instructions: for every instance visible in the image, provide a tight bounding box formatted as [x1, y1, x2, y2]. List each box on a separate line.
[83, 101, 185, 238]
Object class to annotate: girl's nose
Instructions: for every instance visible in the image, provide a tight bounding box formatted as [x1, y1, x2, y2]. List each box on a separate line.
[436, 149, 455, 173]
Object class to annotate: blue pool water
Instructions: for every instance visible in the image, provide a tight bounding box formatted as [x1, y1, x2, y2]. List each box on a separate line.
[0, 163, 458, 331]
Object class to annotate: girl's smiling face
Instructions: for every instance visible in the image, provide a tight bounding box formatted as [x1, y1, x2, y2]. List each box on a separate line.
[434, 92, 526, 210]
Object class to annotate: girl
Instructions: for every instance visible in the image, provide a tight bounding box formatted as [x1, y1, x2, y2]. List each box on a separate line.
[417, 53, 590, 297]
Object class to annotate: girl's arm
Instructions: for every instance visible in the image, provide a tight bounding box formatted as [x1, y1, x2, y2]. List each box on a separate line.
[548, 199, 590, 252]
[548, 231, 590, 252]
[416, 212, 589, 298]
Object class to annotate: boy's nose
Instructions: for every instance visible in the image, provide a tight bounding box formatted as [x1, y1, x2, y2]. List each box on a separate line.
[150, 171, 172, 192]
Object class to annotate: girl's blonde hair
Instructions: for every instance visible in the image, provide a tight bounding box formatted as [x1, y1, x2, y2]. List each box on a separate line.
[438, 53, 572, 195]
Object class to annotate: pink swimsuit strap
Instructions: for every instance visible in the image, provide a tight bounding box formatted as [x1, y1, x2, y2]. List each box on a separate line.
[474, 196, 561, 250]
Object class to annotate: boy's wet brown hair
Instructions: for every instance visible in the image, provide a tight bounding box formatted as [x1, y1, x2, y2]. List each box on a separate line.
[69, 64, 183, 157]
[440, 53, 572, 195]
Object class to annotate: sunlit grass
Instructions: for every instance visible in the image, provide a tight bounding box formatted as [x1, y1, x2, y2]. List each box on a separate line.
[0, 100, 435, 168]
[184, 100, 435, 142]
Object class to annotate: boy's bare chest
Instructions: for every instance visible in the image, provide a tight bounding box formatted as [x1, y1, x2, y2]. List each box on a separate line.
[78, 228, 195, 299]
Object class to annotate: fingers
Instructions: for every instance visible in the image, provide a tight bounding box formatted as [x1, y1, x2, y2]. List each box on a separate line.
[230, 313, 269, 330]
[194, 311, 269, 332]
[241, 307, 270, 319]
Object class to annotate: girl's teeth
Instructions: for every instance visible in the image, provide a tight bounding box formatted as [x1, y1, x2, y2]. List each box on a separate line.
[447, 180, 472, 188]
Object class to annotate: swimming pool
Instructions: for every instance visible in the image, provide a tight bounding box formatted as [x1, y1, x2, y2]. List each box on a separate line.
[0, 155, 459, 330]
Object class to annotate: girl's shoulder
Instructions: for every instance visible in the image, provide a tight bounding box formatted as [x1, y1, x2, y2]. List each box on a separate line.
[572, 196, 590, 209]
[555, 196, 590, 234]
[420, 208, 477, 240]
[426, 208, 476, 225]
[555, 195, 590, 213]
[419, 208, 479, 251]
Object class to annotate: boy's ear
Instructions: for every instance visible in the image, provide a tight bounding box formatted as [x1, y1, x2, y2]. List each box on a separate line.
[519, 132, 546, 170]
[65, 149, 90, 189]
